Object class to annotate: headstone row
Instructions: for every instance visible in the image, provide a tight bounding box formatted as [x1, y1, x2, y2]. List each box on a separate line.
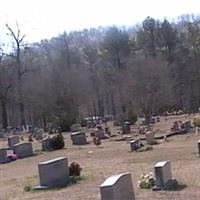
[100, 160, 175, 200]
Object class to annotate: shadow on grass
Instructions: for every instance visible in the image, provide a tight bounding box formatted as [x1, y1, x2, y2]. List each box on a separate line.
[166, 183, 187, 191]
[24, 176, 87, 193]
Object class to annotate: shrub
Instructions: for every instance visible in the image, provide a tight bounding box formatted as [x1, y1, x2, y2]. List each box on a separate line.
[138, 172, 155, 189]
[69, 162, 82, 176]
[24, 183, 32, 192]
[194, 116, 200, 127]
[50, 134, 65, 150]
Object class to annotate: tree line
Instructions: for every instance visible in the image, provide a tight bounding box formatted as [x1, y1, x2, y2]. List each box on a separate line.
[0, 14, 200, 130]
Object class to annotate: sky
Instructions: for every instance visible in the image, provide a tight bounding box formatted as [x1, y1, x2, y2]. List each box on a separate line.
[0, 0, 199, 43]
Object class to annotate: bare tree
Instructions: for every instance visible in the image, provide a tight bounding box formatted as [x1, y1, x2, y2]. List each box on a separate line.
[6, 23, 27, 127]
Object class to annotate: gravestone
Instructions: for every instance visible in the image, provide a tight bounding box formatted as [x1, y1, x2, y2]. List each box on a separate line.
[70, 123, 81, 132]
[0, 148, 8, 164]
[42, 138, 52, 151]
[13, 142, 33, 158]
[34, 129, 44, 140]
[95, 129, 108, 139]
[122, 121, 131, 134]
[195, 127, 200, 134]
[71, 132, 87, 145]
[100, 173, 135, 200]
[146, 131, 155, 145]
[37, 157, 69, 188]
[154, 160, 172, 189]
[130, 139, 141, 151]
[184, 121, 192, 130]
[8, 135, 20, 148]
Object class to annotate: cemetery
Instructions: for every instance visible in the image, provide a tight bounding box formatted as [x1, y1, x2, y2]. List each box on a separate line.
[0, 113, 200, 199]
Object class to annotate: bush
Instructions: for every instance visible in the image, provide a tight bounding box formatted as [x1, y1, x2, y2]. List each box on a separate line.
[50, 134, 65, 150]
[69, 162, 82, 176]
[194, 116, 200, 127]
[138, 172, 155, 189]
[24, 183, 32, 192]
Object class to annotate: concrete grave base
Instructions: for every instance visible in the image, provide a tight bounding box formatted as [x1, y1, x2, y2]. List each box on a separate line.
[152, 178, 178, 191]
[33, 185, 49, 190]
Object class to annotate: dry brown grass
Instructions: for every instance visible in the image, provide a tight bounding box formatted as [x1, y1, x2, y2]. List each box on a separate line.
[0, 114, 200, 200]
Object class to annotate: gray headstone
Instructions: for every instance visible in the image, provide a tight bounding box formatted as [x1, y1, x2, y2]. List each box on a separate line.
[130, 140, 140, 151]
[70, 123, 81, 132]
[38, 157, 69, 188]
[13, 142, 33, 158]
[71, 132, 87, 145]
[100, 173, 135, 200]
[95, 129, 108, 139]
[34, 129, 44, 140]
[146, 131, 155, 145]
[42, 138, 52, 151]
[0, 148, 8, 164]
[8, 136, 20, 148]
[154, 160, 172, 188]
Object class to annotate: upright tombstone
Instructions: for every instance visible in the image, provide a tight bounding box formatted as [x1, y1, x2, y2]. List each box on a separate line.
[95, 129, 108, 139]
[195, 127, 200, 134]
[8, 135, 20, 148]
[146, 131, 155, 145]
[34, 129, 44, 140]
[37, 157, 69, 188]
[122, 121, 131, 134]
[70, 123, 81, 132]
[0, 148, 8, 164]
[42, 137, 52, 151]
[100, 173, 135, 200]
[154, 160, 172, 189]
[13, 142, 33, 158]
[130, 139, 141, 151]
[71, 132, 87, 145]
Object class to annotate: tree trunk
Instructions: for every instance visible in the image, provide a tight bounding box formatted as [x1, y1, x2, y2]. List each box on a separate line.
[111, 94, 116, 120]
[17, 45, 26, 127]
[43, 114, 47, 128]
[1, 99, 8, 129]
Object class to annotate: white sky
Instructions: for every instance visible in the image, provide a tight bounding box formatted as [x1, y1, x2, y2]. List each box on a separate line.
[0, 0, 199, 42]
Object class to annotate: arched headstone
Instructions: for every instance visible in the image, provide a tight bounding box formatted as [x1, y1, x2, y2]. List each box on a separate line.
[100, 173, 135, 200]
[37, 157, 69, 188]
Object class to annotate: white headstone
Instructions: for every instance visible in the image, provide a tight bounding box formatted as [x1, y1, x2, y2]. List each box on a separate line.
[100, 173, 135, 200]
